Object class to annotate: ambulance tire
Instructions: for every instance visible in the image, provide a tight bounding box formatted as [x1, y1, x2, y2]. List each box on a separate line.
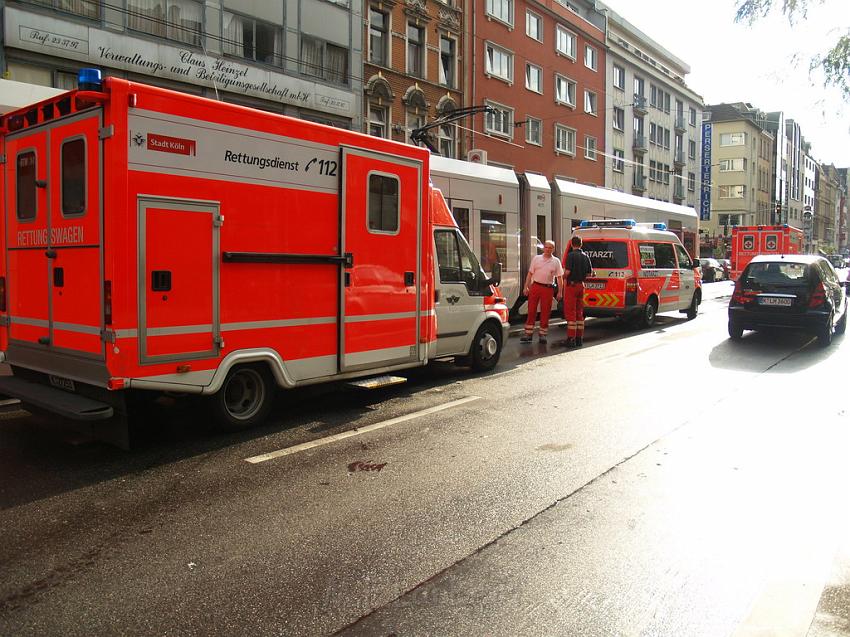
[685, 292, 700, 320]
[636, 297, 658, 329]
[468, 322, 502, 372]
[212, 364, 275, 432]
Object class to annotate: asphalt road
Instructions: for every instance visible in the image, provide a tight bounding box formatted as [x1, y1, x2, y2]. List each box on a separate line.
[1, 281, 848, 636]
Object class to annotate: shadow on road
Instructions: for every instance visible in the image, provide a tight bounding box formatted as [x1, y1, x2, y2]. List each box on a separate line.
[708, 329, 846, 373]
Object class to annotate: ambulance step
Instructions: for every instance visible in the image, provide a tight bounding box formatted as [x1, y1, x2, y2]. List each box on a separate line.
[0, 377, 114, 421]
[345, 375, 408, 390]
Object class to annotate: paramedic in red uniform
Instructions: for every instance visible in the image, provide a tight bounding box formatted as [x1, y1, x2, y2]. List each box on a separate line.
[520, 240, 564, 345]
[561, 236, 593, 347]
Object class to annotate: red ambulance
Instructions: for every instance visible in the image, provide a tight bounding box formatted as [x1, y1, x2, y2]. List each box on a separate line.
[730, 224, 803, 280]
[0, 70, 508, 446]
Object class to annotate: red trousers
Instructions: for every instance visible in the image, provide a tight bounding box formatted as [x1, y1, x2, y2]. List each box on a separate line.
[562, 282, 585, 338]
[525, 283, 555, 335]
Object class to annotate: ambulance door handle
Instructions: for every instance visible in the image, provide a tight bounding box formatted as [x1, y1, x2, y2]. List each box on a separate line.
[344, 272, 351, 287]
[404, 271, 415, 286]
[53, 267, 64, 288]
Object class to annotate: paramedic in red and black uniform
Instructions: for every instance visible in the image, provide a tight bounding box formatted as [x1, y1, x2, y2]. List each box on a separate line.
[520, 240, 564, 345]
[561, 235, 593, 347]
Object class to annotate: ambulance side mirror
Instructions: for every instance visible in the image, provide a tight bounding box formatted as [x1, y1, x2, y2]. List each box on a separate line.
[488, 262, 502, 287]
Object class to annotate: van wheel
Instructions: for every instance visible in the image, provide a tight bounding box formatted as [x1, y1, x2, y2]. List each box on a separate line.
[686, 292, 700, 320]
[817, 313, 834, 348]
[212, 364, 274, 431]
[637, 298, 658, 328]
[468, 322, 502, 372]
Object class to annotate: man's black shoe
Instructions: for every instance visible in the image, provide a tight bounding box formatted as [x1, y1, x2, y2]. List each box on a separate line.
[575, 337, 583, 347]
[562, 338, 576, 348]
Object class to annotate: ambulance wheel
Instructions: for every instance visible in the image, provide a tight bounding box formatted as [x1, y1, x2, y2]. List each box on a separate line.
[213, 364, 274, 431]
[469, 322, 502, 372]
[686, 292, 700, 320]
[637, 298, 658, 329]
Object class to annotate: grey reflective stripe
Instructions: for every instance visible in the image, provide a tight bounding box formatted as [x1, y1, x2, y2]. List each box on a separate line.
[223, 317, 336, 331]
[114, 329, 139, 339]
[9, 316, 49, 328]
[344, 311, 419, 323]
[147, 324, 213, 337]
[53, 321, 101, 336]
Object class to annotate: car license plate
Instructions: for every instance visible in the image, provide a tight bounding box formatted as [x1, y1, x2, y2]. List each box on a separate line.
[585, 281, 605, 290]
[758, 296, 793, 307]
[49, 375, 76, 392]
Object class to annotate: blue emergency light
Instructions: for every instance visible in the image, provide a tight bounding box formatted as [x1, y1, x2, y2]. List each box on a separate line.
[579, 219, 637, 228]
[78, 68, 103, 92]
[651, 222, 667, 231]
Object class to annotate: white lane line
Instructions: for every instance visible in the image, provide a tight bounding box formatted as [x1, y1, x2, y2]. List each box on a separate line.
[245, 396, 481, 464]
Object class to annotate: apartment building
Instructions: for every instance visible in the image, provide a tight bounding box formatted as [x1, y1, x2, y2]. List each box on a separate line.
[462, 0, 606, 183]
[1, 0, 362, 127]
[363, 0, 463, 155]
[838, 167, 849, 253]
[815, 162, 841, 253]
[599, 4, 703, 209]
[701, 103, 776, 255]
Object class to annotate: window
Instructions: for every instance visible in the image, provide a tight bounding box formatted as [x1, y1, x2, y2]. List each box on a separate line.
[481, 212, 507, 272]
[674, 244, 693, 268]
[485, 102, 513, 137]
[613, 64, 625, 90]
[641, 242, 676, 268]
[368, 105, 388, 138]
[453, 208, 470, 240]
[663, 92, 670, 113]
[407, 24, 424, 77]
[526, 116, 542, 145]
[127, 0, 202, 46]
[526, 11, 542, 40]
[634, 76, 644, 97]
[662, 164, 670, 184]
[525, 63, 542, 93]
[584, 90, 597, 115]
[613, 107, 624, 131]
[663, 128, 670, 150]
[582, 240, 629, 268]
[555, 75, 576, 107]
[61, 138, 85, 216]
[223, 12, 282, 65]
[301, 37, 348, 84]
[633, 115, 644, 135]
[720, 132, 746, 146]
[688, 139, 696, 160]
[555, 124, 576, 155]
[649, 122, 658, 145]
[584, 136, 597, 160]
[584, 45, 597, 70]
[439, 123, 456, 159]
[485, 43, 513, 82]
[369, 9, 388, 66]
[486, 0, 513, 25]
[435, 228, 489, 293]
[613, 149, 625, 173]
[16, 151, 37, 222]
[687, 172, 696, 191]
[719, 158, 746, 172]
[556, 26, 576, 58]
[440, 36, 456, 87]
[368, 173, 399, 233]
[35, 0, 99, 19]
[719, 185, 746, 198]
[689, 107, 696, 126]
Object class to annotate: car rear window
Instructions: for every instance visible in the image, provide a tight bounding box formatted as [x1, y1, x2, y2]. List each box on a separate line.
[582, 241, 629, 269]
[742, 261, 810, 287]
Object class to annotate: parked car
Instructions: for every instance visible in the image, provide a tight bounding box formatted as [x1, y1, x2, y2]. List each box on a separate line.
[701, 258, 725, 282]
[728, 255, 848, 347]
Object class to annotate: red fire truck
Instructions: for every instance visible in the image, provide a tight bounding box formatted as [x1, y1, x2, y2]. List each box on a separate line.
[730, 224, 803, 280]
[0, 71, 508, 446]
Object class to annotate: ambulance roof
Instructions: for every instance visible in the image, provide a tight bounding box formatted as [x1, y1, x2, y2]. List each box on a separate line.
[575, 225, 680, 242]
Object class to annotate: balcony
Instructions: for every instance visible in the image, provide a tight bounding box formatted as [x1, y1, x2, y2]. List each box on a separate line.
[633, 134, 647, 153]
[674, 149, 686, 166]
[675, 114, 686, 131]
[633, 94, 648, 114]
[632, 173, 646, 193]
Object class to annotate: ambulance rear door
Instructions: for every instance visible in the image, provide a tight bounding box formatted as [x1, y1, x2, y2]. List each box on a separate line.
[340, 147, 422, 372]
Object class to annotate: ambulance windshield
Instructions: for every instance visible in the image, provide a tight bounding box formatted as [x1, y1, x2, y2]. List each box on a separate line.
[582, 241, 629, 269]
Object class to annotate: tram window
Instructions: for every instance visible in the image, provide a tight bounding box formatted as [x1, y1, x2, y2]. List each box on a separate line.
[453, 207, 470, 241]
[480, 211, 506, 273]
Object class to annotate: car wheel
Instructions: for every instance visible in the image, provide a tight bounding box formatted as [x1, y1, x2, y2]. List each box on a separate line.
[686, 291, 700, 320]
[636, 297, 658, 329]
[728, 320, 743, 340]
[468, 322, 502, 372]
[212, 364, 275, 431]
[817, 313, 834, 348]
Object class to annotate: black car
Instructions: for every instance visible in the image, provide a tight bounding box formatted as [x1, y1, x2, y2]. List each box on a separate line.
[728, 255, 848, 347]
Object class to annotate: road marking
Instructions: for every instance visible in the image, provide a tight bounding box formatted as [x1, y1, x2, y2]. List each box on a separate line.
[244, 396, 481, 464]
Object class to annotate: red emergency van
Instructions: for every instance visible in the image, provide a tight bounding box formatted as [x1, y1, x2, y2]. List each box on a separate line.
[568, 219, 702, 328]
[730, 224, 803, 280]
[0, 70, 508, 446]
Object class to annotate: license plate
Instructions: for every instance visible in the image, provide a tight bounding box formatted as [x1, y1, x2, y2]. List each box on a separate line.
[585, 281, 605, 290]
[758, 296, 793, 307]
[49, 375, 76, 392]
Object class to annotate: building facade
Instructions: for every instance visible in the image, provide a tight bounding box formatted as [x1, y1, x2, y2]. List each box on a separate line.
[600, 4, 703, 209]
[814, 162, 840, 253]
[1, 0, 363, 127]
[362, 0, 463, 156]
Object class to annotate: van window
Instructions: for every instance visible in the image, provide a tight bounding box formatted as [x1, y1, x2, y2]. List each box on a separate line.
[61, 138, 86, 216]
[640, 242, 676, 268]
[368, 173, 399, 233]
[435, 229, 491, 294]
[582, 240, 628, 268]
[435, 230, 462, 282]
[16, 151, 37, 221]
[674, 244, 692, 268]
